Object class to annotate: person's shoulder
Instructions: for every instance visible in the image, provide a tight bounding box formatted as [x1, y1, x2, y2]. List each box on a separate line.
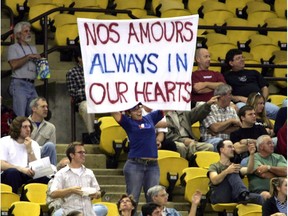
[0, 135, 13, 145]
[43, 120, 56, 129]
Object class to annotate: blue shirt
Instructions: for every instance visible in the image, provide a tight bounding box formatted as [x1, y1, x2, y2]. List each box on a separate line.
[119, 110, 163, 159]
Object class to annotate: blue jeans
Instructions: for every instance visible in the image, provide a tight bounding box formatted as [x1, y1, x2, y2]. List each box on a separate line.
[123, 159, 160, 203]
[9, 78, 38, 117]
[53, 204, 108, 216]
[41, 142, 57, 165]
[236, 101, 279, 120]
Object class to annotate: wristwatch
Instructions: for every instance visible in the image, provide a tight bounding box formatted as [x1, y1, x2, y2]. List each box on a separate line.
[267, 165, 271, 171]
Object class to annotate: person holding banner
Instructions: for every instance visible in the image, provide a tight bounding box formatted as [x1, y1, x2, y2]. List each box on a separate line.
[111, 103, 165, 206]
[66, 47, 101, 144]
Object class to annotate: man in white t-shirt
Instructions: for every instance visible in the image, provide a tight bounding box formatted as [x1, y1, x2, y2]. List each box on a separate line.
[0, 116, 50, 193]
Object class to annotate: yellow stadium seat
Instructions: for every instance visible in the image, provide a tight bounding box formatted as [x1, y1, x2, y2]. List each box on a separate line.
[158, 150, 180, 159]
[28, 3, 59, 31]
[8, 201, 41, 216]
[114, 0, 146, 9]
[274, 0, 287, 18]
[5, 0, 26, 16]
[245, 1, 271, 14]
[27, 0, 52, 7]
[211, 203, 238, 214]
[22, 183, 49, 213]
[158, 156, 188, 187]
[225, 17, 257, 44]
[248, 34, 274, 48]
[187, 0, 217, 14]
[247, 11, 277, 26]
[184, 175, 209, 203]
[268, 95, 288, 107]
[161, 9, 191, 18]
[208, 43, 237, 61]
[159, 0, 184, 13]
[55, 23, 78, 46]
[51, 0, 72, 7]
[236, 203, 262, 216]
[271, 50, 287, 64]
[194, 151, 220, 169]
[204, 10, 235, 26]
[225, 0, 250, 14]
[250, 44, 280, 62]
[98, 116, 127, 156]
[242, 175, 249, 188]
[201, 0, 228, 13]
[273, 65, 287, 89]
[116, 9, 148, 19]
[95, 202, 119, 216]
[1, 183, 13, 192]
[53, 14, 77, 28]
[206, 33, 234, 47]
[1, 192, 20, 212]
[182, 167, 208, 184]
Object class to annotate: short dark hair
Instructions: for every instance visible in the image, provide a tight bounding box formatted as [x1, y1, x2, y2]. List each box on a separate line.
[141, 203, 161, 216]
[238, 105, 254, 120]
[216, 140, 225, 154]
[9, 116, 33, 140]
[117, 194, 137, 215]
[225, 49, 242, 69]
[66, 141, 84, 162]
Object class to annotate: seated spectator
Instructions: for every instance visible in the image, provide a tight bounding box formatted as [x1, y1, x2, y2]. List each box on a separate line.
[142, 105, 177, 152]
[191, 48, 226, 104]
[29, 97, 57, 165]
[208, 140, 263, 205]
[66, 47, 101, 144]
[223, 48, 279, 120]
[117, 194, 137, 216]
[141, 203, 162, 216]
[230, 105, 268, 164]
[263, 177, 287, 216]
[201, 84, 241, 150]
[246, 92, 274, 136]
[50, 142, 103, 216]
[262, 177, 287, 216]
[166, 97, 217, 159]
[248, 135, 287, 200]
[0, 116, 50, 193]
[146, 185, 180, 215]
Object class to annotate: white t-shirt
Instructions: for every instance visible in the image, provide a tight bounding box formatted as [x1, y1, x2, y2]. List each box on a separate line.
[0, 136, 41, 167]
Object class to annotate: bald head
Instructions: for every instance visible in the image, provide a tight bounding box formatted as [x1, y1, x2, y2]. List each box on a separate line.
[195, 48, 211, 70]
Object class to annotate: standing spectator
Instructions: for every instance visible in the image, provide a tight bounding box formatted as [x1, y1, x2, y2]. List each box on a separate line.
[29, 97, 57, 165]
[223, 49, 279, 120]
[201, 84, 242, 150]
[111, 103, 164, 204]
[0, 116, 50, 193]
[8, 21, 41, 117]
[146, 185, 180, 215]
[230, 105, 268, 164]
[50, 142, 102, 216]
[208, 140, 263, 205]
[117, 194, 137, 216]
[262, 177, 287, 216]
[248, 135, 287, 200]
[246, 92, 274, 136]
[191, 48, 226, 103]
[66, 47, 100, 144]
[165, 97, 217, 159]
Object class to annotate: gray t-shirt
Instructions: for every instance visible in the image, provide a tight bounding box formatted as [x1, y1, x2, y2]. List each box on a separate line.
[7, 43, 38, 80]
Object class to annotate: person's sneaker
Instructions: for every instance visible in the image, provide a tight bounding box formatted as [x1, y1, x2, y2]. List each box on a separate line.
[237, 191, 250, 205]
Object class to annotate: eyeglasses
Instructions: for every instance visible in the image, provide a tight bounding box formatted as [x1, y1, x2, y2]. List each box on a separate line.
[157, 193, 169, 197]
[75, 151, 86, 155]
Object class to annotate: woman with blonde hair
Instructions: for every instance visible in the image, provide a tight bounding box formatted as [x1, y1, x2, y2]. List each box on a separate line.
[262, 177, 287, 216]
[246, 92, 274, 136]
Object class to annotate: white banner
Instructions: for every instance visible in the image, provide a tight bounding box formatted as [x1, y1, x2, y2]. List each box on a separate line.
[78, 15, 199, 113]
